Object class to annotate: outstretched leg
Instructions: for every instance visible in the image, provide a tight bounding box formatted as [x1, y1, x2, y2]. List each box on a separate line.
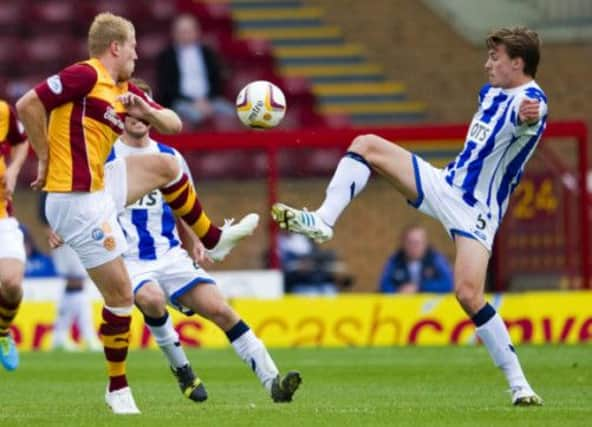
[272, 134, 417, 242]
[122, 154, 259, 261]
[178, 284, 302, 402]
[455, 236, 542, 406]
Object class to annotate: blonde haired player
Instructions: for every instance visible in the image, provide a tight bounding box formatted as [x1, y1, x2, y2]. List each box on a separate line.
[17, 13, 257, 414]
[272, 27, 546, 406]
[0, 100, 29, 371]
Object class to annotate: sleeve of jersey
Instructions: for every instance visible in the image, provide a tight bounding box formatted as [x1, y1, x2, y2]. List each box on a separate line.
[5, 104, 27, 146]
[34, 64, 97, 111]
[127, 83, 163, 110]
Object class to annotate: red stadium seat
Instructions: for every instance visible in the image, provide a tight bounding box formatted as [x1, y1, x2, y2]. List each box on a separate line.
[0, 2, 24, 36]
[21, 35, 73, 75]
[28, 0, 76, 35]
[137, 33, 170, 62]
[0, 36, 24, 77]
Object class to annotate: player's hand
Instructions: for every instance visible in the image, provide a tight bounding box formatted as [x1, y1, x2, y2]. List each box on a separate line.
[119, 92, 152, 120]
[47, 229, 64, 249]
[192, 240, 213, 265]
[3, 167, 18, 202]
[31, 159, 48, 191]
[518, 98, 540, 125]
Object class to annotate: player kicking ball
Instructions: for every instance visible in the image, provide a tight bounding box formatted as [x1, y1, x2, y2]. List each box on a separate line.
[271, 27, 546, 406]
[18, 12, 260, 414]
[51, 79, 301, 404]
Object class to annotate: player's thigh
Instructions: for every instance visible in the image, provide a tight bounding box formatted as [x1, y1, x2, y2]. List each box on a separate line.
[125, 154, 179, 206]
[87, 257, 134, 307]
[134, 281, 167, 317]
[453, 236, 490, 316]
[350, 134, 418, 201]
[178, 284, 239, 329]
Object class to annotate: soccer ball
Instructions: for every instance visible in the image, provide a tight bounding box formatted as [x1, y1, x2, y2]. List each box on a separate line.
[236, 80, 286, 129]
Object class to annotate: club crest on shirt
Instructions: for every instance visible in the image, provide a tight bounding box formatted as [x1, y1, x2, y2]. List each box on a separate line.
[91, 228, 104, 241]
[103, 236, 116, 251]
[47, 75, 63, 94]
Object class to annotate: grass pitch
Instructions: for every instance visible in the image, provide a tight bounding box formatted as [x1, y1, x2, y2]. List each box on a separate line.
[0, 345, 589, 427]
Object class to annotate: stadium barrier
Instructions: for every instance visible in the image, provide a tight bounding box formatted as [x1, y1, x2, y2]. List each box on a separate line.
[12, 290, 592, 351]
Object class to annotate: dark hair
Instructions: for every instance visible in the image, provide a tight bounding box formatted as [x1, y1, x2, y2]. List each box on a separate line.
[129, 77, 152, 97]
[486, 27, 541, 77]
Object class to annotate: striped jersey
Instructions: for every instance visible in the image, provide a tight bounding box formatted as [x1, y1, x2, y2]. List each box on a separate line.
[34, 58, 162, 193]
[0, 100, 27, 219]
[444, 80, 548, 223]
[107, 139, 193, 260]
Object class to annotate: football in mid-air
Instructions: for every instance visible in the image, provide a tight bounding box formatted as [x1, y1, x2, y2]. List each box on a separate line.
[235, 80, 286, 129]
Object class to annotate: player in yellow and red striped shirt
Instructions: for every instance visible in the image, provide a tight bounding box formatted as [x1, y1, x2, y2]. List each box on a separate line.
[0, 100, 29, 372]
[17, 13, 258, 414]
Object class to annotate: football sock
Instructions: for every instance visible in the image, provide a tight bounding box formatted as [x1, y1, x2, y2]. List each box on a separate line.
[0, 290, 21, 337]
[100, 305, 132, 392]
[144, 312, 189, 369]
[473, 303, 529, 389]
[76, 289, 99, 347]
[226, 320, 279, 392]
[161, 172, 222, 249]
[317, 152, 372, 226]
[53, 286, 81, 347]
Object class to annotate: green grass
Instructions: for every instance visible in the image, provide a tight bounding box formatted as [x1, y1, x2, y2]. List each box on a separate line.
[0, 346, 590, 427]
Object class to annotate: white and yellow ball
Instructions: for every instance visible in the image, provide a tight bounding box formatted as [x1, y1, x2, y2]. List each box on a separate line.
[235, 80, 286, 129]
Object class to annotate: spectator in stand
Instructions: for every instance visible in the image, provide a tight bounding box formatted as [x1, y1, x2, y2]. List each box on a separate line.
[379, 225, 453, 294]
[156, 14, 234, 128]
[278, 232, 353, 295]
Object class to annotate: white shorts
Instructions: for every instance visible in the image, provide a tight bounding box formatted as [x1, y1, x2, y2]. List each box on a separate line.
[105, 158, 128, 215]
[0, 218, 25, 262]
[410, 155, 498, 251]
[125, 246, 215, 315]
[51, 243, 87, 279]
[45, 191, 128, 269]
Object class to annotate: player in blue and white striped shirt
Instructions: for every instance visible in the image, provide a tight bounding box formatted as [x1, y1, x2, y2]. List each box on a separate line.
[272, 27, 545, 406]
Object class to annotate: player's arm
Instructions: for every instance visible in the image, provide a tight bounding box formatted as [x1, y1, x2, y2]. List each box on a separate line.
[122, 84, 182, 134]
[16, 91, 49, 190]
[3, 104, 29, 200]
[177, 218, 212, 264]
[16, 64, 97, 190]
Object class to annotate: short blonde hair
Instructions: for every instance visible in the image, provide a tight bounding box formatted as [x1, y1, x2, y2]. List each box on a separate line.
[88, 12, 135, 57]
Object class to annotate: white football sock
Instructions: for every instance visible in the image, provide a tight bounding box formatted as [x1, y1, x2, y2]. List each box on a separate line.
[146, 313, 189, 369]
[53, 290, 79, 347]
[75, 290, 99, 346]
[316, 153, 371, 226]
[227, 321, 279, 392]
[476, 313, 529, 389]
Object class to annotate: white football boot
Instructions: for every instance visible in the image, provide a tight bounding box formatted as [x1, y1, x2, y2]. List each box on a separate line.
[105, 386, 141, 414]
[511, 385, 543, 406]
[207, 213, 259, 262]
[271, 203, 333, 243]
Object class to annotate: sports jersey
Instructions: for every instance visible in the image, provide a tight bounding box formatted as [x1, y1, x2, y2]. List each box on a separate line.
[106, 139, 193, 260]
[0, 100, 27, 219]
[444, 81, 548, 223]
[34, 58, 162, 193]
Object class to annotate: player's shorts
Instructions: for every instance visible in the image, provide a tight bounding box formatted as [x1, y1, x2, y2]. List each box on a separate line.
[45, 191, 127, 269]
[409, 154, 498, 251]
[51, 243, 87, 279]
[104, 157, 127, 215]
[125, 245, 215, 315]
[0, 217, 25, 262]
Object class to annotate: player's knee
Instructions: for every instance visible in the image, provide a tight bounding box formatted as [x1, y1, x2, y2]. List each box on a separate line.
[135, 287, 167, 316]
[0, 276, 23, 301]
[349, 134, 391, 161]
[454, 280, 481, 310]
[155, 154, 180, 183]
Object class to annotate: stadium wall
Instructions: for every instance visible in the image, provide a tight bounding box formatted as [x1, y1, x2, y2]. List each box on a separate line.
[11, 291, 592, 351]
